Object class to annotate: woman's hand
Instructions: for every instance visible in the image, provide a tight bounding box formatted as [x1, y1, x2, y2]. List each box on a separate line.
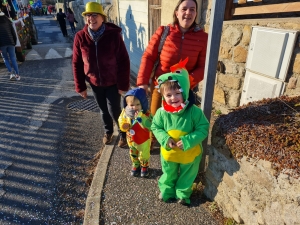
[118, 90, 126, 96]
[138, 85, 149, 95]
[79, 90, 87, 99]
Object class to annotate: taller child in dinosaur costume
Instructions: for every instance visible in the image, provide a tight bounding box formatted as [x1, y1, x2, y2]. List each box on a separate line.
[151, 58, 209, 205]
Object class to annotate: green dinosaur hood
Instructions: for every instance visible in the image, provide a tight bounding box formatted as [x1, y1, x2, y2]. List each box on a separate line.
[156, 62, 191, 114]
[157, 70, 190, 102]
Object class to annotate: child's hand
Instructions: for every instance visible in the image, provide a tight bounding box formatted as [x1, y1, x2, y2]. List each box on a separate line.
[176, 140, 183, 150]
[134, 110, 139, 118]
[167, 138, 176, 149]
[121, 123, 130, 130]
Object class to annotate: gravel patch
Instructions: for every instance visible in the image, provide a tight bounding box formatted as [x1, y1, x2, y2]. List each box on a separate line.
[47, 106, 104, 224]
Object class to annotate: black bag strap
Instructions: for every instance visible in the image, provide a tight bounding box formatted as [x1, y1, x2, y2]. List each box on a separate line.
[150, 26, 170, 79]
[157, 25, 170, 53]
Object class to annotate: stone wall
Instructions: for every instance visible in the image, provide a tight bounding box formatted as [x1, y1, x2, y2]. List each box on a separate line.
[204, 145, 300, 225]
[198, 0, 300, 114]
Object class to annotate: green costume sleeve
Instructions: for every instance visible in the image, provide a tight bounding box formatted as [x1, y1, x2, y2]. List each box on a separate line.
[180, 106, 209, 151]
[151, 109, 172, 150]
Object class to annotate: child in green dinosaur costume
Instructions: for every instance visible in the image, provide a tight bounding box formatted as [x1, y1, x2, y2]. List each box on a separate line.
[151, 58, 209, 205]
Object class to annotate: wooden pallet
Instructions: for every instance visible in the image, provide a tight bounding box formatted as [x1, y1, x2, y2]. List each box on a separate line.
[225, 0, 300, 20]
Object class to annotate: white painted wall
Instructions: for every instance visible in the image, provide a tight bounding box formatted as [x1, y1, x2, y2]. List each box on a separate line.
[119, 0, 148, 75]
[83, 0, 97, 6]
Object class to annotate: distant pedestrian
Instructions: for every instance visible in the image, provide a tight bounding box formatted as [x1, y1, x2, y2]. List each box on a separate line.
[35, 7, 40, 16]
[118, 88, 152, 177]
[72, 2, 130, 147]
[42, 6, 47, 15]
[56, 8, 67, 37]
[66, 8, 76, 34]
[0, 9, 21, 81]
[47, 5, 52, 15]
[151, 59, 209, 205]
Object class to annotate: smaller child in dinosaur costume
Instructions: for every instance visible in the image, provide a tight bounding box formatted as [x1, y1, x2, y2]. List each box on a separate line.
[151, 58, 209, 205]
[118, 88, 152, 177]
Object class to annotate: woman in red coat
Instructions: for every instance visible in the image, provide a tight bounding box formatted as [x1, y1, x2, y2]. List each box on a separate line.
[137, 0, 208, 116]
[47, 5, 52, 15]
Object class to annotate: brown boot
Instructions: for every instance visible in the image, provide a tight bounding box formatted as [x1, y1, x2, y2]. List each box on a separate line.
[103, 133, 113, 145]
[118, 137, 127, 148]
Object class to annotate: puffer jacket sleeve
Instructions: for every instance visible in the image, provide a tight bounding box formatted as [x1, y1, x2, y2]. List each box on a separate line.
[115, 32, 130, 92]
[136, 26, 165, 86]
[188, 31, 208, 89]
[72, 32, 87, 93]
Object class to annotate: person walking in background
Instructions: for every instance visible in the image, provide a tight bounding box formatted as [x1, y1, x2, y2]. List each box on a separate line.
[118, 88, 152, 177]
[42, 6, 47, 15]
[66, 8, 76, 34]
[72, 2, 130, 147]
[47, 5, 52, 15]
[137, 0, 208, 116]
[0, 9, 21, 81]
[151, 59, 209, 205]
[56, 8, 67, 37]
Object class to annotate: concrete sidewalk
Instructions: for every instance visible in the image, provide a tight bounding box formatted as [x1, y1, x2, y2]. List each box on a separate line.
[83, 86, 221, 224]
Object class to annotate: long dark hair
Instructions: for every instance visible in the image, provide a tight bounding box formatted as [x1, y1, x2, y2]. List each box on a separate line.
[172, 0, 198, 27]
[67, 8, 73, 14]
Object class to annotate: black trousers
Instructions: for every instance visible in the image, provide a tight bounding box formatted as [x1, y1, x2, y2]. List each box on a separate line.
[59, 22, 67, 36]
[90, 84, 126, 137]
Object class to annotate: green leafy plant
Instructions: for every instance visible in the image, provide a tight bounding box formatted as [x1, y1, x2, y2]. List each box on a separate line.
[208, 201, 218, 213]
[215, 109, 222, 116]
[224, 218, 237, 225]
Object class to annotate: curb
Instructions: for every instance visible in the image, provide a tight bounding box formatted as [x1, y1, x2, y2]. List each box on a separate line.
[83, 75, 137, 224]
[83, 126, 119, 225]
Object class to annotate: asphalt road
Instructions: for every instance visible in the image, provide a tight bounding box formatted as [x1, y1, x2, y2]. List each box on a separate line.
[0, 15, 104, 224]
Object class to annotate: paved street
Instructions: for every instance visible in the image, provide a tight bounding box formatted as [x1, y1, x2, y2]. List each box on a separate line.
[0, 15, 103, 224]
[0, 14, 221, 225]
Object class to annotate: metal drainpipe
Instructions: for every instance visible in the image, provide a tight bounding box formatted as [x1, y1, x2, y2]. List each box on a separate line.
[196, 0, 203, 25]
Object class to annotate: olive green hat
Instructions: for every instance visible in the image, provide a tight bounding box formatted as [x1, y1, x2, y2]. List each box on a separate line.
[82, 2, 107, 17]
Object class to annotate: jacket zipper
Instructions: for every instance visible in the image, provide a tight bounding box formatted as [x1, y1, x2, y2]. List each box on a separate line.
[93, 35, 104, 80]
[95, 41, 101, 78]
[179, 33, 185, 62]
[86, 30, 105, 82]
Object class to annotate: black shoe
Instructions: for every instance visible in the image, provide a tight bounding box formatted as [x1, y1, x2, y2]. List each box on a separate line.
[131, 166, 140, 176]
[141, 167, 149, 177]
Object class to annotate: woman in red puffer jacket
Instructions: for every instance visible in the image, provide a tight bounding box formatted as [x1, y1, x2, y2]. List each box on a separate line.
[137, 0, 208, 116]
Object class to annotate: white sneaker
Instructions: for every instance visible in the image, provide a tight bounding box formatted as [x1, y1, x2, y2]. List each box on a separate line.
[15, 75, 20, 81]
[10, 74, 16, 81]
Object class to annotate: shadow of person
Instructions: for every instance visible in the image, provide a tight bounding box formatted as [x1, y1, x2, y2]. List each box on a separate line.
[144, 167, 162, 180]
[137, 23, 146, 52]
